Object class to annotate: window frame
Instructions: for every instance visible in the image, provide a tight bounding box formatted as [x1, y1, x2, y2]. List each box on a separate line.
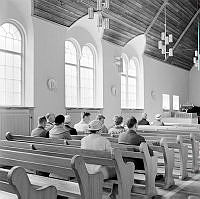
[65, 40, 96, 108]
[162, 93, 170, 111]
[173, 95, 179, 111]
[0, 21, 25, 107]
[121, 55, 137, 109]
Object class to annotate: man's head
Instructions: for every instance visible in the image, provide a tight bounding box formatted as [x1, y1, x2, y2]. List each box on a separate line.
[82, 112, 91, 124]
[38, 116, 47, 128]
[46, 113, 55, 123]
[141, 112, 147, 120]
[127, 117, 137, 130]
[55, 115, 65, 126]
[88, 120, 103, 134]
[113, 115, 123, 126]
[96, 114, 105, 124]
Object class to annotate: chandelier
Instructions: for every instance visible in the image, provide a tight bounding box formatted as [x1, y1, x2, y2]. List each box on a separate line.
[193, 1, 200, 70]
[88, 0, 110, 29]
[193, 22, 200, 70]
[158, 4, 173, 59]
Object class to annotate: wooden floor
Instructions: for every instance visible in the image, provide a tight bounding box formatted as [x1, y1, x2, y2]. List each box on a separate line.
[140, 172, 200, 199]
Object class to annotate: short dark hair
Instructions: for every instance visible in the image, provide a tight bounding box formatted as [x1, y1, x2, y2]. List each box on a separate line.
[55, 115, 65, 125]
[38, 116, 47, 125]
[114, 115, 123, 125]
[82, 112, 91, 118]
[127, 117, 137, 128]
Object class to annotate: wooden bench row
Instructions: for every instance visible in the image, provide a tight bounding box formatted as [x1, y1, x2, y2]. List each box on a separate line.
[0, 166, 57, 199]
[71, 132, 198, 180]
[5, 132, 159, 197]
[0, 141, 137, 199]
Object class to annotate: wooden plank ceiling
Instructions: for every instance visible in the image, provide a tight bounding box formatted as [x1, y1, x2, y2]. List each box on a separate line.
[32, 0, 200, 70]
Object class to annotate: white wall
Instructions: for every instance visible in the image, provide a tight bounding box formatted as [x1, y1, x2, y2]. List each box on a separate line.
[189, 66, 200, 106]
[33, 18, 66, 124]
[144, 55, 189, 122]
[102, 40, 122, 126]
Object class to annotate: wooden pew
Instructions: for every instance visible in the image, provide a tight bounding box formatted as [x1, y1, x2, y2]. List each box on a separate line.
[105, 137, 175, 190]
[34, 142, 157, 197]
[0, 166, 57, 199]
[138, 130, 199, 173]
[137, 133, 189, 179]
[2, 139, 158, 197]
[71, 134, 175, 189]
[6, 132, 66, 145]
[0, 148, 109, 199]
[1, 138, 159, 197]
[0, 141, 135, 199]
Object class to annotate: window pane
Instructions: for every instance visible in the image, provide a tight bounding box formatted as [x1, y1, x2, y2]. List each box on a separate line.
[129, 59, 136, 76]
[0, 66, 5, 78]
[121, 75, 126, 108]
[65, 64, 77, 107]
[173, 95, 179, 111]
[80, 46, 94, 68]
[13, 55, 21, 67]
[0, 52, 5, 65]
[162, 94, 170, 110]
[0, 23, 22, 106]
[0, 36, 6, 49]
[0, 79, 5, 91]
[65, 41, 77, 64]
[80, 67, 93, 107]
[1, 23, 22, 53]
[127, 77, 136, 108]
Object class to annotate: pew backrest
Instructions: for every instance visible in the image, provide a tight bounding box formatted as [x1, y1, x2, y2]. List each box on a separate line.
[0, 166, 57, 199]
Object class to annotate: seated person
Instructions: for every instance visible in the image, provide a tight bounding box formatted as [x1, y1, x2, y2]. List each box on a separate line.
[138, 112, 150, 125]
[151, 114, 164, 126]
[96, 114, 108, 134]
[108, 115, 125, 137]
[49, 115, 72, 140]
[45, 113, 55, 131]
[81, 120, 117, 198]
[74, 112, 91, 133]
[31, 116, 48, 138]
[64, 115, 77, 135]
[118, 117, 153, 170]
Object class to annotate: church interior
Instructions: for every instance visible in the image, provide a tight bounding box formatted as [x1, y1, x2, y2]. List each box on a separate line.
[1, 0, 200, 198]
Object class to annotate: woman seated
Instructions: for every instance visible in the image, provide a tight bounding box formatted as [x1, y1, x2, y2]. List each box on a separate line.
[81, 120, 117, 198]
[151, 114, 164, 126]
[108, 115, 125, 137]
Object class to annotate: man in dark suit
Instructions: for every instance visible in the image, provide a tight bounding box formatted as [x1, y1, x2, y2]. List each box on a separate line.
[118, 116, 153, 170]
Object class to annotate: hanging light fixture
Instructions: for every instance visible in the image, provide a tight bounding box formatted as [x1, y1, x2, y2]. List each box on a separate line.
[158, 4, 173, 59]
[193, 1, 200, 70]
[88, 0, 110, 30]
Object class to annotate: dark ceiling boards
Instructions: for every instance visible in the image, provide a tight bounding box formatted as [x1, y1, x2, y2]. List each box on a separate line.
[32, 0, 200, 71]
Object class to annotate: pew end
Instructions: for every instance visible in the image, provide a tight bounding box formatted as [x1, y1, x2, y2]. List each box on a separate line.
[0, 166, 57, 199]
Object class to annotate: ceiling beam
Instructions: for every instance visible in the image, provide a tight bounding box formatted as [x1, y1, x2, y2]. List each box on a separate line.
[166, 8, 200, 61]
[145, 0, 169, 35]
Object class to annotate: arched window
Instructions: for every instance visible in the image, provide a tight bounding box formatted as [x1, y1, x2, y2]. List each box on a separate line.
[65, 41, 78, 107]
[80, 46, 94, 107]
[65, 41, 95, 108]
[0, 22, 23, 106]
[121, 55, 137, 109]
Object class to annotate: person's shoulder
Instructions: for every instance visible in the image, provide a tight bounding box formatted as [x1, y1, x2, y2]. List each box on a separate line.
[136, 133, 145, 141]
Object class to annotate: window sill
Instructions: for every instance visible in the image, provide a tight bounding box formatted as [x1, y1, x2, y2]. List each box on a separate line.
[65, 107, 103, 111]
[0, 106, 35, 110]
